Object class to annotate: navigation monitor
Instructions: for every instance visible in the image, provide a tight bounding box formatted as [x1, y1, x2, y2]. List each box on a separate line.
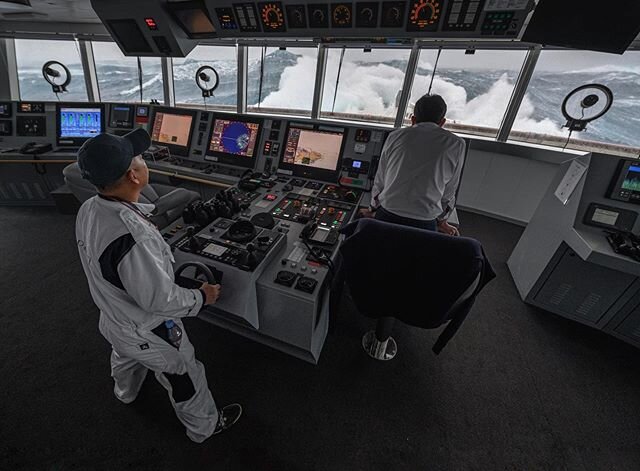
[109, 104, 134, 129]
[56, 104, 104, 147]
[280, 125, 345, 181]
[150, 107, 196, 157]
[609, 159, 640, 205]
[206, 116, 262, 168]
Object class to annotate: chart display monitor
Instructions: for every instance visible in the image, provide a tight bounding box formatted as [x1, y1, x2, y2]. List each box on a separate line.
[283, 127, 344, 172]
[56, 104, 104, 146]
[206, 117, 262, 168]
[150, 108, 195, 156]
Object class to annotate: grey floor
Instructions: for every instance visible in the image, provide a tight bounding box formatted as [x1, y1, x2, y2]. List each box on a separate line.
[0, 207, 639, 471]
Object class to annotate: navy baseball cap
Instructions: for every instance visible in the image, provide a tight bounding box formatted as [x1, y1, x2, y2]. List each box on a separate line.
[78, 128, 151, 186]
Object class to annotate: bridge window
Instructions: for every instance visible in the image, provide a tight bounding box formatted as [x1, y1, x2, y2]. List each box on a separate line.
[247, 46, 318, 117]
[173, 45, 237, 111]
[321, 47, 412, 125]
[406, 48, 528, 138]
[510, 50, 640, 156]
[15, 39, 88, 101]
[92, 42, 163, 103]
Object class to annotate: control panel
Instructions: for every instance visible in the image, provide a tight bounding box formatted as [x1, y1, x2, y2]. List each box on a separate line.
[609, 159, 640, 205]
[189, 0, 535, 39]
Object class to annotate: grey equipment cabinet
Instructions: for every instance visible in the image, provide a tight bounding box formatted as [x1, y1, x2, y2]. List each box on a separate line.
[509, 153, 640, 349]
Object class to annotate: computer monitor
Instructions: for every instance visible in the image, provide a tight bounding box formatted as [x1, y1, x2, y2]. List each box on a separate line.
[109, 104, 134, 129]
[609, 159, 640, 205]
[280, 125, 345, 181]
[56, 103, 105, 147]
[150, 107, 196, 157]
[205, 115, 262, 168]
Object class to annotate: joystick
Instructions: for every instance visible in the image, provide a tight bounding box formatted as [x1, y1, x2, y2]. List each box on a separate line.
[245, 243, 258, 269]
[186, 226, 202, 252]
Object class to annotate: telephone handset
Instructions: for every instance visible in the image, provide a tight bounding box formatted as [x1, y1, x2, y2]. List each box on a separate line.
[19, 142, 52, 155]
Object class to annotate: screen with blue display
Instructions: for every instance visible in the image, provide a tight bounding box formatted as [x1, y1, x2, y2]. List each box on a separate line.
[60, 107, 102, 138]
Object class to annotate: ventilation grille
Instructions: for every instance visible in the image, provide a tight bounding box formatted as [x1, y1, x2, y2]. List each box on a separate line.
[549, 283, 572, 305]
[576, 293, 602, 318]
[0, 182, 49, 202]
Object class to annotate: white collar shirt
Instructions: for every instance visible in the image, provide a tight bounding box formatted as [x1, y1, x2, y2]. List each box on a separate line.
[371, 122, 466, 221]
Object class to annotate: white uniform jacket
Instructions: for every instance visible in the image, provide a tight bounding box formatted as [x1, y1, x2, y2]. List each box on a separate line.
[76, 195, 204, 341]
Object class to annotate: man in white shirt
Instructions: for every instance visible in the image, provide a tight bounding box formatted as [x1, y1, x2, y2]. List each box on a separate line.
[366, 94, 465, 235]
[75, 129, 241, 443]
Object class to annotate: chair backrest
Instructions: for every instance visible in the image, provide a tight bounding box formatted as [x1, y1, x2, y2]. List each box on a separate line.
[63, 162, 154, 204]
[63, 163, 97, 203]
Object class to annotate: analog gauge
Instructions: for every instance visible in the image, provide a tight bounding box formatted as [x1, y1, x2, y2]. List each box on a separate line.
[356, 2, 378, 27]
[407, 0, 442, 31]
[309, 3, 329, 27]
[332, 4, 353, 27]
[381, 1, 405, 27]
[286, 5, 307, 28]
[259, 2, 286, 31]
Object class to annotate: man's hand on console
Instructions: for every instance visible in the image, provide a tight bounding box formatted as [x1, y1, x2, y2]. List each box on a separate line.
[357, 208, 376, 219]
[201, 283, 222, 305]
[437, 220, 460, 236]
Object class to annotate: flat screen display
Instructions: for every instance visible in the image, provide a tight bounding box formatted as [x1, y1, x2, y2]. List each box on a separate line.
[107, 19, 152, 54]
[59, 107, 102, 139]
[522, 0, 640, 54]
[109, 105, 134, 129]
[209, 118, 260, 158]
[283, 128, 344, 171]
[151, 112, 193, 148]
[621, 165, 640, 193]
[170, 1, 216, 38]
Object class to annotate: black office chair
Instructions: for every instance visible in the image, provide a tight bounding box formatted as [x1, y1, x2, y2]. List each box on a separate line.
[336, 218, 495, 361]
[63, 162, 200, 229]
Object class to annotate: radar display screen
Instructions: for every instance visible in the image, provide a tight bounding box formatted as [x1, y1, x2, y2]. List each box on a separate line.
[233, 3, 261, 32]
[208, 118, 261, 163]
[381, 1, 406, 27]
[331, 3, 353, 27]
[355, 2, 379, 27]
[286, 4, 307, 28]
[259, 2, 286, 31]
[443, 0, 485, 31]
[407, 0, 442, 31]
[60, 107, 102, 138]
[283, 128, 344, 171]
[308, 3, 329, 27]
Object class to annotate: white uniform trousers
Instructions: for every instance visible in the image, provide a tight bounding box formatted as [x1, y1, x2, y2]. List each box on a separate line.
[100, 316, 219, 443]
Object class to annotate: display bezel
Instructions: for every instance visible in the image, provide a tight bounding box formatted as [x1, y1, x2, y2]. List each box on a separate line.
[108, 104, 135, 129]
[278, 122, 346, 182]
[55, 103, 105, 147]
[204, 113, 263, 169]
[149, 106, 196, 157]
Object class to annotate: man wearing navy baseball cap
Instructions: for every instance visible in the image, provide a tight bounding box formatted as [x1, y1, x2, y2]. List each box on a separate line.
[75, 128, 241, 443]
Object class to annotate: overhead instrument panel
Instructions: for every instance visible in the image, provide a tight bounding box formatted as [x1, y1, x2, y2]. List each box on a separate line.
[407, 0, 442, 31]
[233, 3, 261, 32]
[381, 1, 406, 28]
[331, 3, 353, 28]
[259, 2, 286, 31]
[286, 4, 307, 28]
[308, 3, 329, 27]
[199, 0, 535, 38]
[443, 0, 485, 31]
[355, 2, 379, 27]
